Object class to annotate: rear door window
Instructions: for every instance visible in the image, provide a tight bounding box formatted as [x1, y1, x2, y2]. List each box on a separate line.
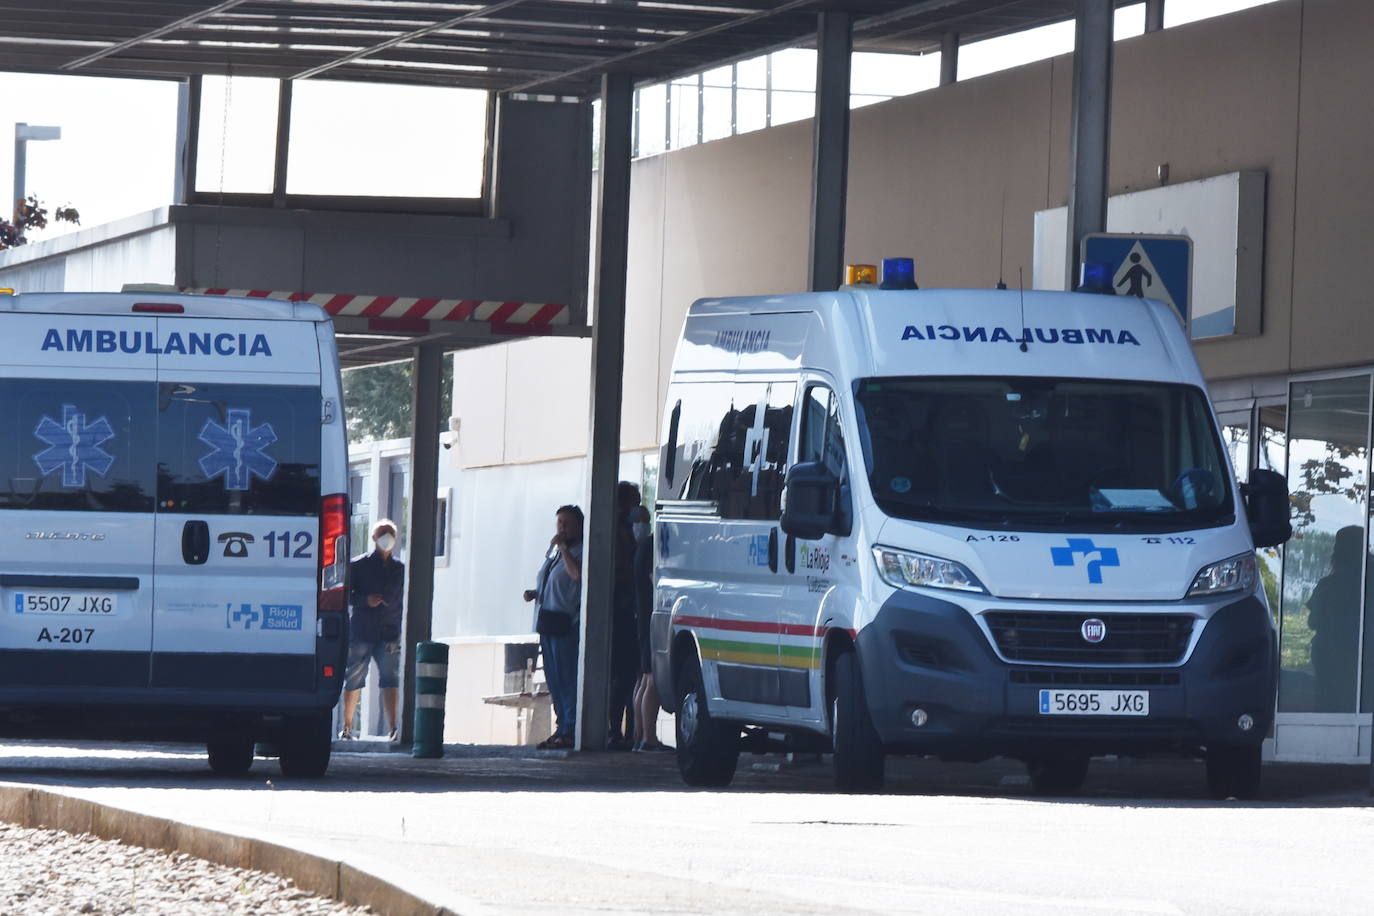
[157, 382, 321, 516]
[0, 379, 156, 512]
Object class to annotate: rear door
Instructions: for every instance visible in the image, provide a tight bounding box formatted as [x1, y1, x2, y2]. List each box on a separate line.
[150, 317, 324, 692]
[0, 314, 158, 688]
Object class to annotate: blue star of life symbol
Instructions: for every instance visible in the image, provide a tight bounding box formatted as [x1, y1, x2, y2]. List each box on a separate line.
[199, 407, 278, 491]
[33, 404, 116, 488]
[1050, 538, 1120, 584]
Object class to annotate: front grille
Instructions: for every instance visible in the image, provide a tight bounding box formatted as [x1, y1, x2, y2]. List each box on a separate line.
[1008, 668, 1181, 687]
[984, 611, 1194, 664]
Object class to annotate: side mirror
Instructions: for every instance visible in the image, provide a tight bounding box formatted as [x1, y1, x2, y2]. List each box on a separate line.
[781, 461, 839, 541]
[1243, 468, 1292, 549]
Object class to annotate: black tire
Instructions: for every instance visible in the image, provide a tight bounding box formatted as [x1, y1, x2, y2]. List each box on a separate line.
[830, 649, 885, 792]
[278, 714, 332, 779]
[206, 740, 254, 776]
[674, 653, 740, 787]
[1026, 755, 1091, 796]
[1205, 744, 1261, 800]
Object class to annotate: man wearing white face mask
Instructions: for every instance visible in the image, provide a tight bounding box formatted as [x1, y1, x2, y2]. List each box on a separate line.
[340, 519, 406, 741]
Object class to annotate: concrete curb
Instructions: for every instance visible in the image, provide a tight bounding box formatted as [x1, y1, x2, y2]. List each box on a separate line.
[0, 785, 461, 915]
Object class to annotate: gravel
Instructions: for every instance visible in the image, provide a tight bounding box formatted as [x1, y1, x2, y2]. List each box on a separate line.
[0, 822, 372, 915]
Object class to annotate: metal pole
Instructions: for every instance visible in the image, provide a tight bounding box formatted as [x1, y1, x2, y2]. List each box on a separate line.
[13, 124, 26, 224]
[940, 32, 960, 86]
[577, 71, 633, 753]
[399, 342, 444, 745]
[1065, 0, 1114, 289]
[1144, 0, 1165, 33]
[272, 79, 293, 206]
[808, 11, 852, 293]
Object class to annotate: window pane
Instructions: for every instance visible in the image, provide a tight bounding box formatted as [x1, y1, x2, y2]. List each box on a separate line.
[0, 379, 155, 512]
[157, 382, 321, 516]
[661, 383, 732, 502]
[1220, 416, 1251, 477]
[196, 75, 279, 194]
[636, 83, 667, 157]
[1279, 376, 1370, 712]
[802, 386, 846, 481]
[288, 80, 487, 196]
[737, 88, 766, 134]
[736, 56, 767, 90]
[769, 49, 816, 92]
[718, 382, 794, 520]
[771, 90, 814, 127]
[850, 52, 939, 99]
[702, 86, 732, 142]
[670, 80, 699, 149]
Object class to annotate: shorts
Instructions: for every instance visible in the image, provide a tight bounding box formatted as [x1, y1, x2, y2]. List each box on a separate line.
[345, 637, 402, 691]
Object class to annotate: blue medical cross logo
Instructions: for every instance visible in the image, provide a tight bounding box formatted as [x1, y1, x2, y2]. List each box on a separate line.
[199, 408, 278, 491]
[1050, 538, 1120, 584]
[33, 404, 116, 488]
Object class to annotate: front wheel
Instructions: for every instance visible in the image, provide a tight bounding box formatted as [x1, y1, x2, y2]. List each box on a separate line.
[278, 714, 332, 779]
[1026, 755, 1090, 796]
[674, 653, 740, 787]
[1205, 744, 1261, 800]
[831, 649, 885, 792]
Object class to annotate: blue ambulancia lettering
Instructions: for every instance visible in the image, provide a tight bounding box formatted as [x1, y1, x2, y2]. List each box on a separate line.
[33, 404, 116, 488]
[198, 408, 278, 490]
[900, 325, 1140, 346]
[40, 328, 272, 357]
[1050, 538, 1121, 584]
[714, 328, 772, 354]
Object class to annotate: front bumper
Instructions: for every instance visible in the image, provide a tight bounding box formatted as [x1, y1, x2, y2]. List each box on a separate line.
[855, 589, 1276, 760]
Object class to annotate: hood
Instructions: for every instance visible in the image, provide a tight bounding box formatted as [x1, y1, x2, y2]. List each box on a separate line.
[875, 517, 1253, 602]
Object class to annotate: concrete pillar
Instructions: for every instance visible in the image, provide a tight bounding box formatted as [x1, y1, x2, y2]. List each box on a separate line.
[1144, 0, 1165, 33]
[577, 72, 633, 752]
[808, 11, 852, 293]
[399, 343, 445, 745]
[940, 32, 960, 86]
[1065, 0, 1114, 289]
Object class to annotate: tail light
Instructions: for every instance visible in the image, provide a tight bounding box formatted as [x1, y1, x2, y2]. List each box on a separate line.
[319, 493, 348, 612]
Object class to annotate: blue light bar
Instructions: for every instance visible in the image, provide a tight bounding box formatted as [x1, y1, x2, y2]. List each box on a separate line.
[879, 257, 918, 290]
[1078, 261, 1114, 294]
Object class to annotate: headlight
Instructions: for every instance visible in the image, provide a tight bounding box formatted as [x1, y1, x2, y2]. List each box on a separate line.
[1188, 552, 1257, 597]
[872, 546, 987, 594]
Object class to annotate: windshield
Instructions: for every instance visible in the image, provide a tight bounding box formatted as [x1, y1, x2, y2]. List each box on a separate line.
[855, 377, 1234, 530]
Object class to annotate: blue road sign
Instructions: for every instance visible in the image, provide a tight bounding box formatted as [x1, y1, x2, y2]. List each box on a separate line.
[1082, 233, 1192, 327]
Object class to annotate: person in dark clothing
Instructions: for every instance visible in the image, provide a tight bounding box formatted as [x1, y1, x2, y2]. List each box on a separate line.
[340, 519, 405, 740]
[608, 481, 642, 749]
[631, 513, 668, 751]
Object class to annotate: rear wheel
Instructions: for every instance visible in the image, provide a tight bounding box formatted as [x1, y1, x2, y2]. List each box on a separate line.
[278, 714, 332, 779]
[1205, 744, 1261, 800]
[1026, 755, 1091, 796]
[830, 649, 885, 792]
[674, 653, 740, 787]
[206, 740, 254, 776]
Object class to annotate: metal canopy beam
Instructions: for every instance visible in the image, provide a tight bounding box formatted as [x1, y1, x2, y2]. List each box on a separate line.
[808, 10, 851, 294]
[577, 72, 633, 753]
[63, 0, 252, 70]
[1065, 0, 1112, 289]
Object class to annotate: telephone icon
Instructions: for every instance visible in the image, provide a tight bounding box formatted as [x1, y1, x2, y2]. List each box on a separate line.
[218, 531, 254, 558]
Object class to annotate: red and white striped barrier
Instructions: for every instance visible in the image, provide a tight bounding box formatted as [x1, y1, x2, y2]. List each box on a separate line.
[179, 288, 570, 327]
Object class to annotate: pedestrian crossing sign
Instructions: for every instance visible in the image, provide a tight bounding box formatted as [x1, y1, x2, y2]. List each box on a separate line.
[1081, 233, 1192, 327]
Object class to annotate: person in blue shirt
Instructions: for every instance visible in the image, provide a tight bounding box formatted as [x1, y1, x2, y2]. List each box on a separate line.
[340, 519, 405, 740]
[523, 505, 584, 749]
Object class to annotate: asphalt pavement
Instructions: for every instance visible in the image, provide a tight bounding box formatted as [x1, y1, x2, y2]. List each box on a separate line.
[1, 740, 1371, 915]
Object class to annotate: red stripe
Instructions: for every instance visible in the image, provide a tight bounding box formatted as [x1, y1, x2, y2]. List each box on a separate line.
[360, 295, 398, 317]
[487, 301, 522, 323]
[441, 300, 479, 321]
[322, 294, 354, 314]
[673, 614, 833, 639]
[288, 291, 312, 301]
[528, 303, 564, 325]
[246, 289, 272, 298]
[403, 297, 441, 319]
[204, 288, 229, 296]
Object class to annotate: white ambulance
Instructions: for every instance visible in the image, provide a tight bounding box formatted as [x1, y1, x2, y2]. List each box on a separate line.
[652, 262, 1290, 798]
[0, 290, 349, 777]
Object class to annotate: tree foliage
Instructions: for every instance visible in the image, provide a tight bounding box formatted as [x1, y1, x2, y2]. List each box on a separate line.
[1, 195, 80, 250]
[342, 354, 454, 444]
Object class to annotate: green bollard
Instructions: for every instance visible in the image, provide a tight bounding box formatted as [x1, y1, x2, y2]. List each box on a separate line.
[412, 641, 449, 758]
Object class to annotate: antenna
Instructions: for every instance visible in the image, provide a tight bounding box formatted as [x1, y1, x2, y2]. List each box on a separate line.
[1018, 267, 1028, 352]
[996, 188, 1007, 290]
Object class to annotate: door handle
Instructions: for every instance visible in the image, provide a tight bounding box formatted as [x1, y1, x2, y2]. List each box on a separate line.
[785, 533, 797, 574]
[182, 520, 210, 565]
[768, 527, 779, 573]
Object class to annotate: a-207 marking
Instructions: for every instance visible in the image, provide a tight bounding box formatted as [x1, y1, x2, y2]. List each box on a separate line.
[36, 627, 95, 644]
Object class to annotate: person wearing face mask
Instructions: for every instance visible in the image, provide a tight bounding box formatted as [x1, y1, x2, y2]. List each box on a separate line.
[607, 481, 643, 749]
[340, 519, 406, 741]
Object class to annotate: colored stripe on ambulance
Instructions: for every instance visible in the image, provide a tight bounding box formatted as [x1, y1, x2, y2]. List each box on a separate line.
[698, 637, 821, 670]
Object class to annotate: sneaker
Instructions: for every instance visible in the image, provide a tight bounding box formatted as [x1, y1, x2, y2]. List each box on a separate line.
[387, 729, 399, 742]
[537, 733, 572, 750]
[337, 728, 354, 740]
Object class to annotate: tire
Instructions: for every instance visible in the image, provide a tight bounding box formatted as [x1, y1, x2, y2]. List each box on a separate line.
[1026, 755, 1091, 796]
[206, 740, 254, 776]
[674, 653, 740, 787]
[830, 649, 885, 792]
[1205, 744, 1261, 800]
[278, 714, 332, 779]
